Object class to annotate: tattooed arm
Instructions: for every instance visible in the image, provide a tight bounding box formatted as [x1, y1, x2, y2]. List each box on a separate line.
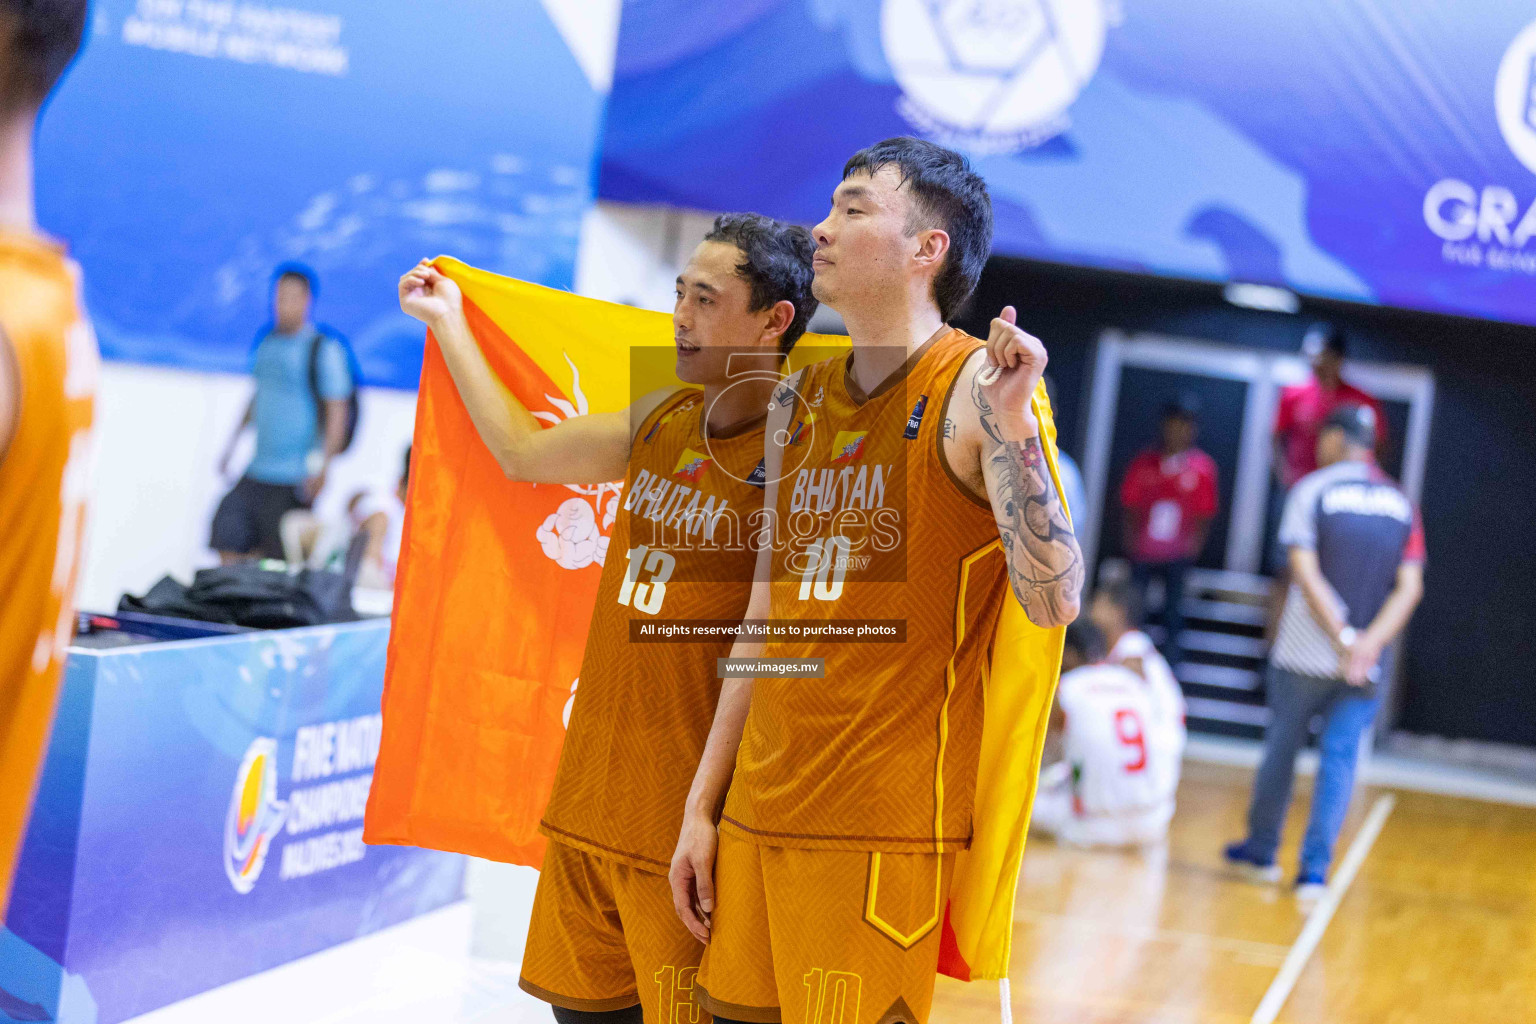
[957, 307, 1083, 627]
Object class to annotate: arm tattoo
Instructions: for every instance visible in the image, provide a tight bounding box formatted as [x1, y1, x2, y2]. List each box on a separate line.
[973, 376, 1084, 626]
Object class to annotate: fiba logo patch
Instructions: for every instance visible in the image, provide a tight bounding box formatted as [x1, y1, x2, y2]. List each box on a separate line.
[1496, 18, 1536, 176]
[224, 738, 289, 894]
[881, 0, 1109, 152]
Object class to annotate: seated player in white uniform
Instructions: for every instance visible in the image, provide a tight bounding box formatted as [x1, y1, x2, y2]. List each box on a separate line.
[1032, 620, 1182, 848]
[1091, 576, 1188, 792]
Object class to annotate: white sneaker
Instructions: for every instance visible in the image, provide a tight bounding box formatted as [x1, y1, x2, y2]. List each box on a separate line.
[1294, 872, 1328, 903]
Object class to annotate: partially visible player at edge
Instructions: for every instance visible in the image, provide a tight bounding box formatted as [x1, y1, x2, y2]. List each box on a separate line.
[0, 0, 97, 918]
[397, 214, 817, 1024]
[670, 137, 1083, 1024]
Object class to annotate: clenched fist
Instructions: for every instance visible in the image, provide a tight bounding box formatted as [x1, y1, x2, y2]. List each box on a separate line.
[978, 305, 1047, 440]
[398, 259, 464, 328]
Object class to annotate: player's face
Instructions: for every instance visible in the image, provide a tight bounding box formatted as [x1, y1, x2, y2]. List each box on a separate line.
[810, 166, 921, 312]
[673, 241, 782, 386]
[273, 277, 312, 333]
[1313, 349, 1343, 383]
[1162, 413, 1196, 452]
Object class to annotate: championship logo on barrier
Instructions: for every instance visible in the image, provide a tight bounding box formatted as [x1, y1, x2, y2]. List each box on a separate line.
[881, 0, 1111, 152]
[224, 738, 289, 894]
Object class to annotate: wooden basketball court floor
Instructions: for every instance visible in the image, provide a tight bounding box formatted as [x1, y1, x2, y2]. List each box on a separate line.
[123, 758, 1535, 1024]
[932, 759, 1536, 1024]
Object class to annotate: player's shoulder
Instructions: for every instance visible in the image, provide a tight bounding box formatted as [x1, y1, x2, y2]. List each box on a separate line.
[318, 330, 348, 356]
[775, 363, 812, 399]
[628, 385, 697, 440]
[1292, 460, 1347, 494]
[950, 332, 990, 370]
[1365, 464, 1408, 495]
[0, 232, 78, 349]
[1112, 629, 1155, 660]
[1342, 381, 1379, 404]
[1060, 662, 1142, 695]
[1279, 379, 1313, 401]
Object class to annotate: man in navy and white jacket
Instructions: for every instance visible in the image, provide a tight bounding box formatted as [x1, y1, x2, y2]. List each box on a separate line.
[1226, 404, 1425, 899]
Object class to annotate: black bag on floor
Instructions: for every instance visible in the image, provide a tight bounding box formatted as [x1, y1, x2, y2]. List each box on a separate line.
[120, 535, 364, 629]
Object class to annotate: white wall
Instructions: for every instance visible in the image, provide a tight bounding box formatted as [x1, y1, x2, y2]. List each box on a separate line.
[78, 362, 417, 611]
[574, 203, 720, 309]
[574, 201, 846, 331]
[78, 199, 840, 610]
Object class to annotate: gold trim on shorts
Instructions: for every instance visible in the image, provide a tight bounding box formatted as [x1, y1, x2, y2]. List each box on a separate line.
[696, 980, 783, 1023]
[519, 976, 642, 1013]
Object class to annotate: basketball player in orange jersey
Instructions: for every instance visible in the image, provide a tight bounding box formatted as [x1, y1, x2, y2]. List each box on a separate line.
[0, 0, 96, 919]
[397, 214, 816, 1024]
[670, 138, 1084, 1024]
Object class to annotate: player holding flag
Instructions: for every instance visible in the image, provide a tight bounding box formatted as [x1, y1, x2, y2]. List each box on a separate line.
[398, 214, 815, 1024]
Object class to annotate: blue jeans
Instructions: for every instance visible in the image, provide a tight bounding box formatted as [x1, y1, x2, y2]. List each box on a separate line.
[1244, 666, 1381, 877]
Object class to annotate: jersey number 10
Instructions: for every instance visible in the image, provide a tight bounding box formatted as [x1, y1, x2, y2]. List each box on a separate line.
[798, 536, 851, 602]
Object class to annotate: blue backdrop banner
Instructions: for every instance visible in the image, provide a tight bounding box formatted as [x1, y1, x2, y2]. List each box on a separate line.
[38, 0, 608, 388]
[1, 620, 465, 1024]
[601, 0, 1536, 327]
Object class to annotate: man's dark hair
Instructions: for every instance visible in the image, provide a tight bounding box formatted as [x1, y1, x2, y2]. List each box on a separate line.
[1324, 403, 1377, 449]
[841, 137, 993, 321]
[1064, 619, 1108, 665]
[1303, 321, 1346, 357]
[1162, 392, 1201, 423]
[703, 213, 817, 354]
[0, 0, 87, 114]
[273, 261, 318, 297]
[400, 444, 412, 487]
[1094, 576, 1142, 624]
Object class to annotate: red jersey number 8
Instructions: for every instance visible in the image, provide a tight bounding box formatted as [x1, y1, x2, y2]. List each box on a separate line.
[1114, 708, 1147, 773]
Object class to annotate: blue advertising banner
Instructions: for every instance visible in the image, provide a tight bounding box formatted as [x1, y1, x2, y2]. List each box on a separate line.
[601, 0, 1536, 328]
[37, 0, 608, 388]
[1, 621, 465, 1024]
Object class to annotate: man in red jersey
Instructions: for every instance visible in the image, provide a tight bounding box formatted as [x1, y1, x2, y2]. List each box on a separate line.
[1274, 324, 1384, 493]
[1119, 393, 1218, 666]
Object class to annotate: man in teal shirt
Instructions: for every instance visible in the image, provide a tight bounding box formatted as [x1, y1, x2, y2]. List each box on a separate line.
[212, 265, 352, 562]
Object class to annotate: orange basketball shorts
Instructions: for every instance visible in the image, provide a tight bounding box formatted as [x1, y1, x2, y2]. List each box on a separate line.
[521, 838, 710, 1024]
[696, 828, 955, 1024]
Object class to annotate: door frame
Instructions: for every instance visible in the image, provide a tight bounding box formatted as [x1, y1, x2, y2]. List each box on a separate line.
[1080, 329, 1435, 576]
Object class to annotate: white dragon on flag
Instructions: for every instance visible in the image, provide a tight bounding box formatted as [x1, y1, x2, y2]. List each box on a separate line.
[532, 353, 621, 570]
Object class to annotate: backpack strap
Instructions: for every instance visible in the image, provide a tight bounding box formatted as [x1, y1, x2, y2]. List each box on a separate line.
[307, 328, 327, 431]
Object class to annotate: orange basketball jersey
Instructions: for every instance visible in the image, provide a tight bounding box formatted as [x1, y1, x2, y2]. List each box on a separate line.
[0, 230, 97, 916]
[540, 388, 764, 872]
[721, 328, 1013, 854]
